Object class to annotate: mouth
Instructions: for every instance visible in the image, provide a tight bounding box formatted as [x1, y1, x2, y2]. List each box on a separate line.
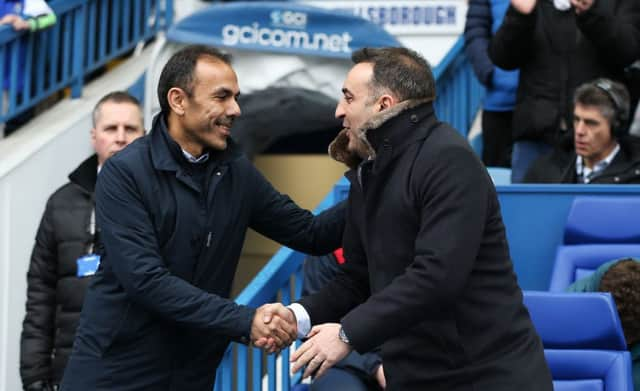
[575, 141, 588, 149]
[214, 119, 234, 136]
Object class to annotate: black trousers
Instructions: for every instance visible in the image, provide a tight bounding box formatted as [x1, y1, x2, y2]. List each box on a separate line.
[482, 110, 513, 168]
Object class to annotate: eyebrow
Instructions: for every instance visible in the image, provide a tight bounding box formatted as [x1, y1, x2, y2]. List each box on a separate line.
[574, 115, 600, 125]
[342, 88, 352, 96]
[213, 87, 240, 98]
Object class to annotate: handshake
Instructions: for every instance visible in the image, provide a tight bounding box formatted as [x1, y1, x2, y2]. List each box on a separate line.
[250, 303, 297, 353]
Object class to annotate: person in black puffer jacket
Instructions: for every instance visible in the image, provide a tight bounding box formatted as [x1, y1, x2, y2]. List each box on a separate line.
[19, 91, 145, 391]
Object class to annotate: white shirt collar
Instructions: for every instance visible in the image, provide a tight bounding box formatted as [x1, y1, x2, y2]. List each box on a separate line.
[181, 149, 209, 164]
[576, 143, 620, 183]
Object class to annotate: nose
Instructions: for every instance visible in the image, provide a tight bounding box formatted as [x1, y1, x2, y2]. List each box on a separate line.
[335, 102, 345, 119]
[227, 98, 241, 117]
[574, 120, 586, 137]
[115, 126, 127, 144]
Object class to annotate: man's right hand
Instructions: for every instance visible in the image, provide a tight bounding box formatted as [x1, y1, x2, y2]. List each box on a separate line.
[250, 303, 297, 353]
[511, 0, 537, 14]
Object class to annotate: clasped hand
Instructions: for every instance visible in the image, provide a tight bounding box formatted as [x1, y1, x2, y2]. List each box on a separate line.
[250, 303, 297, 354]
[290, 323, 352, 379]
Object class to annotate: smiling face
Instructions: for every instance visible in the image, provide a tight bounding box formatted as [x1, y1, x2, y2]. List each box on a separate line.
[169, 57, 241, 155]
[91, 101, 144, 166]
[573, 103, 617, 169]
[334, 62, 382, 157]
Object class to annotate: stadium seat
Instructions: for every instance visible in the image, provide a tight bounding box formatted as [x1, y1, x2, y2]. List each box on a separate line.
[487, 166, 511, 185]
[549, 244, 640, 291]
[563, 197, 640, 245]
[549, 196, 640, 291]
[523, 291, 634, 391]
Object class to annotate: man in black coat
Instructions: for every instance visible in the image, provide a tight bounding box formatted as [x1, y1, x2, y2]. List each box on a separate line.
[286, 47, 552, 390]
[20, 91, 145, 391]
[525, 78, 640, 183]
[60, 45, 344, 390]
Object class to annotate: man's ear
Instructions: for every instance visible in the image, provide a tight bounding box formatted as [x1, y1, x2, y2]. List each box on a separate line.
[167, 87, 187, 116]
[378, 94, 396, 111]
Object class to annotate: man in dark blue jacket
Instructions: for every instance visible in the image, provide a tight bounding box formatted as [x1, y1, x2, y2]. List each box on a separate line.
[60, 45, 344, 391]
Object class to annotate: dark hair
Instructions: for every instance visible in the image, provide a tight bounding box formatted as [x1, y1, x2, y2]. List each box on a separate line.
[599, 258, 640, 346]
[351, 47, 436, 103]
[573, 78, 630, 137]
[92, 91, 142, 127]
[157, 45, 232, 114]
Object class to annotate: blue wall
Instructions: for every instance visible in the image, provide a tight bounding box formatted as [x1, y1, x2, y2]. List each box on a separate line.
[334, 178, 640, 290]
[497, 185, 640, 290]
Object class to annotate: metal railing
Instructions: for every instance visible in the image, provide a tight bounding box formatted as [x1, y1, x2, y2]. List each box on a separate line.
[433, 36, 485, 139]
[0, 0, 173, 125]
[215, 36, 483, 391]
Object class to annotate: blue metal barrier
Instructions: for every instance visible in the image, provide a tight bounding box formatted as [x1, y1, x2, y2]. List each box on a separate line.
[0, 0, 172, 125]
[433, 36, 484, 139]
[216, 35, 484, 391]
[214, 192, 337, 391]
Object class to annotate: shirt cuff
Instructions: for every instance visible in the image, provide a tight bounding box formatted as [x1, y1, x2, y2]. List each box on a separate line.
[288, 303, 311, 339]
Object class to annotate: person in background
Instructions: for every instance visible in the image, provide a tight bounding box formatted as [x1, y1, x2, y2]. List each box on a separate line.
[489, 0, 640, 182]
[524, 78, 640, 183]
[464, 0, 518, 168]
[567, 258, 640, 390]
[0, 0, 57, 137]
[0, 0, 56, 31]
[20, 91, 145, 391]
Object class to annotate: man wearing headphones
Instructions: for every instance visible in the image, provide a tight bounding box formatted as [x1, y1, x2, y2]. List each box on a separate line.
[524, 78, 640, 184]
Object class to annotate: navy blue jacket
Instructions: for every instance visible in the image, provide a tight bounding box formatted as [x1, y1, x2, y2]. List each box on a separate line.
[464, 0, 518, 112]
[60, 115, 344, 391]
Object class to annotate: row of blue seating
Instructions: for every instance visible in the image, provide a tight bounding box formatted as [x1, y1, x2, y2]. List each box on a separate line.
[538, 196, 639, 390]
[295, 196, 638, 390]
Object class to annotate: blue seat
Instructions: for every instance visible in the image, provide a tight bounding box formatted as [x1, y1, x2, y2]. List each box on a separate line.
[547, 350, 630, 391]
[524, 292, 627, 350]
[523, 291, 634, 391]
[487, 166, 511, 185]
[550, 244, 640, 291]
[549, 196, 640, 291]
[563, 197, 640, 245]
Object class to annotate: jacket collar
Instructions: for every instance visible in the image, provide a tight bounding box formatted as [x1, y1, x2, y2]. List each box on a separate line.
[329, 98, 435, 169]
[149, 113, 241, 172]
[68, 154, 98, 195]
[561, 141, 640, 183]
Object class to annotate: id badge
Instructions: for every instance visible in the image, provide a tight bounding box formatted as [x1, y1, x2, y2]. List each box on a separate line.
[76, 254, 100, 277]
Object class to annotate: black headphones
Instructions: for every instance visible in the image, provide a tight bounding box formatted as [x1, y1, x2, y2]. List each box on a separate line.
[594, 79, 630, 138]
